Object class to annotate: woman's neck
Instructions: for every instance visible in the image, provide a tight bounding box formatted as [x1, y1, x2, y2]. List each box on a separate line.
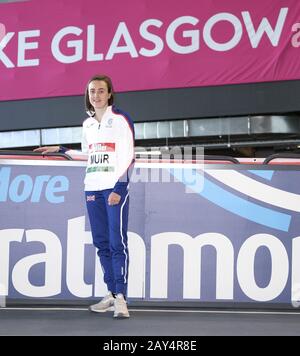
[94, 105, 108, 122]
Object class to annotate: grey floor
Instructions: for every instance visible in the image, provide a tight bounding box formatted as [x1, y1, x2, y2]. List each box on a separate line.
[1, 308, 300, 336]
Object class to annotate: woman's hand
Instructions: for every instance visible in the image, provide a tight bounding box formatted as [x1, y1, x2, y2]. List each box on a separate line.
[108, 192, 121, 206]
[33, 146, 60, 154]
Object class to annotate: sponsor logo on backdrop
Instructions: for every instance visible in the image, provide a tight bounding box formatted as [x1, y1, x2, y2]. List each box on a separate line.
[0, 167, 69, 203]
[1, 162, 300, 305]
[0, 217, 299, 303]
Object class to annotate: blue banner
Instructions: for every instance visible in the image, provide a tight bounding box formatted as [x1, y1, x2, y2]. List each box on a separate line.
[1, 161, 300, 307]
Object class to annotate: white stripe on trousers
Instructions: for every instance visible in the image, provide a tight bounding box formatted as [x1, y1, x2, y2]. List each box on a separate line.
[120, 193, 129, 285]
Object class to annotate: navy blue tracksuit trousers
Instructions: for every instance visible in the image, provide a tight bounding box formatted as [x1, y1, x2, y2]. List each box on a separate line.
[85, 189, 129, 296]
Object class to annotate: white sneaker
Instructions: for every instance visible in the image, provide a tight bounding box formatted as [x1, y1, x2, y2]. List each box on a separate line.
[89, 292, 115, 313]
[113, 294, 130, 318]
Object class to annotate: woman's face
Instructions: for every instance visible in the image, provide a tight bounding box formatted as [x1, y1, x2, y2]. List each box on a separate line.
[88, 80, 111, 110]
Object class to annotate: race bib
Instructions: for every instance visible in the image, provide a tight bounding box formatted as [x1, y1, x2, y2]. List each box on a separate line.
[86, 142, 116, 173]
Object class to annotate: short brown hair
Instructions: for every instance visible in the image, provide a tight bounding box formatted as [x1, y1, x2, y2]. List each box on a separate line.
[85, 75, 114, 116]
